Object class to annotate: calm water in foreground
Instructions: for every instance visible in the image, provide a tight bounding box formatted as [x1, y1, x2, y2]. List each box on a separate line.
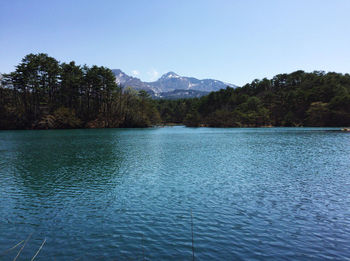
[0, 127, 349, 260]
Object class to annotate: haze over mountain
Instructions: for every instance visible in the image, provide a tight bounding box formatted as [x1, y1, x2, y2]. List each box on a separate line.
[112, 69, 237, 98]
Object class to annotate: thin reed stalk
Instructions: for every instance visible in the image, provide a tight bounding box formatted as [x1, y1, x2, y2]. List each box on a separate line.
[142, 234, 145, 260]
[31, 238, 46, 261]
[191, 209, 195, 261]
[0, 240, 24, 256]
[13, 233, 32, 261]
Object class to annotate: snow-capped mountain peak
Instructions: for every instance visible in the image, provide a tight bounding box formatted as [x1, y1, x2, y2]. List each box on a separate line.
[160, 71, 180, 79]
[112, 69, 238, 98]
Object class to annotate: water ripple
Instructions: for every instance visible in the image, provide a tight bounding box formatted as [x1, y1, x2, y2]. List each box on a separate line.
[0, 127, 349, 260]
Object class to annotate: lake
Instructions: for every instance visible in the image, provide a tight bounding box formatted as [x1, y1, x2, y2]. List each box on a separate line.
[0, 127, 349, 260]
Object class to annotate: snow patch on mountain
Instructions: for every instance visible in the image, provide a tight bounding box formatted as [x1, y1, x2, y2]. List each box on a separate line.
[112, 69, 238, 98]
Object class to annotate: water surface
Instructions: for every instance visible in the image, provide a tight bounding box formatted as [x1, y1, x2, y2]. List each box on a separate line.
[0, 127, 349, 260]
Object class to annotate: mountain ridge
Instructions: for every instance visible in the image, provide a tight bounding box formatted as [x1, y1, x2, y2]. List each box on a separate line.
[112, 69, 237, 98]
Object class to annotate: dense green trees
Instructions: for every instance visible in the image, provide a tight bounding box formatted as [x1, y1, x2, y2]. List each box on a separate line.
[0, 53, 160, 129]
[156, 70, 350, 127]
[156, 98, 197, 124]
[1, 54, 349, 130]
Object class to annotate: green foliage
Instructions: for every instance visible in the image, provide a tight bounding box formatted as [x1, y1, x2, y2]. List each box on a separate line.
[205, 110, 240, 127]
[2, 54, 350, 129]
[184, 111, 201, 127]
[156, 71, 350, 127]
[306, 102, 330, 126]
[1, 53, 161, 129]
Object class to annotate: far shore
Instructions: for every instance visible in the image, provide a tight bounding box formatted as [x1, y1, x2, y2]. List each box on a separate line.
[1, 125, 349, 132]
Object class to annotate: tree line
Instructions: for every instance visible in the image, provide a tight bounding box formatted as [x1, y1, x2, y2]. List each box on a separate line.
[1, 54, 350, 130]
[0, 53, 160, 129]
[156, 70, 350, 127]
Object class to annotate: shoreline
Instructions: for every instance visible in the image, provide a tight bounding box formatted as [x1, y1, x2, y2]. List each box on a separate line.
[0, 125, 348, 132]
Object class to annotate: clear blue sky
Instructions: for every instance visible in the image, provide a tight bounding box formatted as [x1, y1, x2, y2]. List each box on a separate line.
[1, 0, 349, 86]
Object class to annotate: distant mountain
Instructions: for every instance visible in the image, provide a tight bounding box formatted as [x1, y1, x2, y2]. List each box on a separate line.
[112, 69, 152, 91]
[112, 69, 237, 98]
[150, 71, 236, 93]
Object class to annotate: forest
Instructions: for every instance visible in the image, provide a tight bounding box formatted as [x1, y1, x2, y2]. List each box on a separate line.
[157, 71, 350, 127]
[0, 53, 160, 129]
[1, 53, 350, 130]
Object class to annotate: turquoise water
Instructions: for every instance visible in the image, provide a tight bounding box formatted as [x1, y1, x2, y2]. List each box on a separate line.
[0, 127, 349, 260]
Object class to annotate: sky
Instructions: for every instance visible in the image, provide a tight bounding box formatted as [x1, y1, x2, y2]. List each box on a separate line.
[0, 0, 349, 86]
